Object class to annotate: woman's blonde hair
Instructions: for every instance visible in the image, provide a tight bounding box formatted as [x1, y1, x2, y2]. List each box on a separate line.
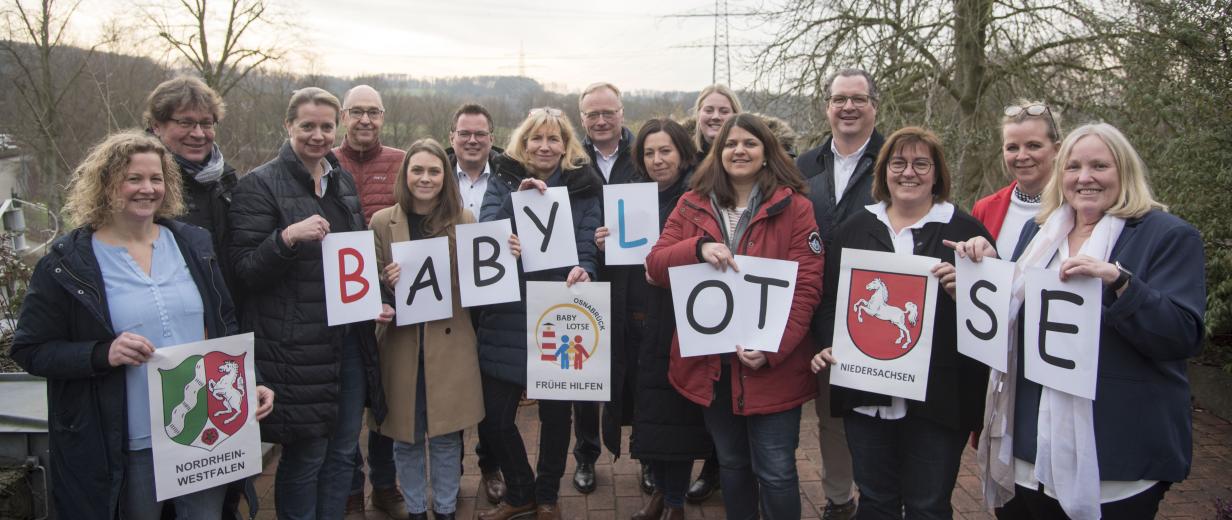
[1037, 123, 1166, 223]
[63, 130, 185, 229]
[692, 84, 743, 151]
[505, 108, 590, 177]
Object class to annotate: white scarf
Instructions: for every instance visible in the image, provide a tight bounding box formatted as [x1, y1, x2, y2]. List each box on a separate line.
[978, 204, 1123, 519]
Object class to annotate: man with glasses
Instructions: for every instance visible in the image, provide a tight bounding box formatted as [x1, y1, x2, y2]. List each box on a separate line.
[796, 68, 886, 520]
[448, 103, 503, 216]
[333, 84, 410, 520]
[335, 84, 406, 225]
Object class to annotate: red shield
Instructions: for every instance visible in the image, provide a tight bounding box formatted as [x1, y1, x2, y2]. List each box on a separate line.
[846, 269, 928, 360]
[204, 351, 249, 437]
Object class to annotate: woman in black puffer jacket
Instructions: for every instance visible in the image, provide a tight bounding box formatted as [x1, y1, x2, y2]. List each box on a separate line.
[228, 87, 388, 519]
[474, 107, 602, 519]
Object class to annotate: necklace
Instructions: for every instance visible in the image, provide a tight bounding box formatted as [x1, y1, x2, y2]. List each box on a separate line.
[1013, 185, 1041, 204]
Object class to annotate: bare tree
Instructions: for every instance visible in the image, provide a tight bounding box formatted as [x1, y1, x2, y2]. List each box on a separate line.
[1, 0, 110, 205]
[147, 0, 290, 97]
[750, 0, 1129, 202]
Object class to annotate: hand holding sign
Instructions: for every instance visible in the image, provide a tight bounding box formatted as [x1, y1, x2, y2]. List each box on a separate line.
[282, 214, 329, 247]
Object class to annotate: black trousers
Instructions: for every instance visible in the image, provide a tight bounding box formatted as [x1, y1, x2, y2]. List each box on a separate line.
[478, 374, 575, 506]
[995, 482, 1171, 520]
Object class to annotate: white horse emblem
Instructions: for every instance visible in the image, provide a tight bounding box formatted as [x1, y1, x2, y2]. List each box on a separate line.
[208, 360, 246, 424]
[853, 277, 920, 347]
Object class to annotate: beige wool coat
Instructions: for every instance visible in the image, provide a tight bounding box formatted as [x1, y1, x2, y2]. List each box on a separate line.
[368, 205, 484, 442]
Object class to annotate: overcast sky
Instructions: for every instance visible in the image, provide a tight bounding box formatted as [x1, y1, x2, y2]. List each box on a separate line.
[76, 0, 770, 94]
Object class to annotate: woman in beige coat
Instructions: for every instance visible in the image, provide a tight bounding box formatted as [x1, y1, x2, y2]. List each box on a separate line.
[370, 138, 521, 520]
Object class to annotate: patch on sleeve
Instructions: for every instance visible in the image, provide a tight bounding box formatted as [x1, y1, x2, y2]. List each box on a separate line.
[807, 231, 823, 254]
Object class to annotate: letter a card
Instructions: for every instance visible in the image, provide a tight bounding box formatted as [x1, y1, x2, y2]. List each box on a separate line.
[146, 333, 262, 501]
[602, 182, 659, 265]
[392, 237, 453, 326]
[955, 256, 1015, 372]
[512, 186, 578, 272]
[830, 248, 939, 401]
[322, 230, 383, 325]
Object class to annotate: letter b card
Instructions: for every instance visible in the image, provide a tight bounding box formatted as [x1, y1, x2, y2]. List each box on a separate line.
[322, 230, 383, 325]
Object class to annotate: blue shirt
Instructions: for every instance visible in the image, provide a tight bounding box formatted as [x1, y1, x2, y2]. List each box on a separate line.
[94, 225, 205, 450]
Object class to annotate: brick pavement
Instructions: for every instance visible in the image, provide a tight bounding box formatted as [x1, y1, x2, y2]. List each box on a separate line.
[245, 402, 1232, 519]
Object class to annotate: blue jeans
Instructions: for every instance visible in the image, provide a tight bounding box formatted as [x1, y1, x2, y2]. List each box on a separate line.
[121, 448, 226, 520]
[701, 364, 802, 520]
[844, 412, 967, 520]
[274, 343, 367, 520]
[351, 430, 398, 493]
[392, 348, 462, 514]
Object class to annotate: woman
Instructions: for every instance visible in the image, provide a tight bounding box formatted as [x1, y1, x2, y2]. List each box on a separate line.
[955, 124, 1205, 519]
[692, 84, 743, 158]
[594, 119, 711, 520]
[811, 126, 991, 519]
[972, 101, 1062, 255]
[644, 113, 822, 520]
[10, 130, 273, 519]
[370, 138, 521, 520]
[228, 87, 389, 520]
[474, 107, 602, 520]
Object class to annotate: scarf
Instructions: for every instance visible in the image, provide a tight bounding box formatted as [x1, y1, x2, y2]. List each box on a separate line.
[978, 204, 1123, 519]
[174, 143, 226, 185]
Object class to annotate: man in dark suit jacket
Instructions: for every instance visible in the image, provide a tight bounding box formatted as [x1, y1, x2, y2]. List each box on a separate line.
[796, 67, 885, 520]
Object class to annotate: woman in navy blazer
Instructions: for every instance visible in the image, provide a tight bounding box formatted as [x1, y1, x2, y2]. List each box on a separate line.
[952, 123, 1205, 519]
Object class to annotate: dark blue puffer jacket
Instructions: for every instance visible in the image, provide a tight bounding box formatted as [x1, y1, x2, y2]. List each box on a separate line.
[475, 154, 603, 385]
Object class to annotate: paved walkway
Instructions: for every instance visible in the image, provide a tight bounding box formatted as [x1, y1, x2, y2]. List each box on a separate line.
[246, 402, 1232, 519]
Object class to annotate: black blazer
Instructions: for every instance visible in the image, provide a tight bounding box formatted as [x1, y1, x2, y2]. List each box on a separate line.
[1009, 209, 1205, 482]
[815, 205, 993, 432]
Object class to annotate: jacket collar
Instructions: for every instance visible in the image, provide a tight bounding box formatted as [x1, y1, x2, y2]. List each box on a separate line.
[821, 129, 885, 163]
[582, 126, 634, 159]
[338, 136, 383, 164]
[279, 141, 343, 196]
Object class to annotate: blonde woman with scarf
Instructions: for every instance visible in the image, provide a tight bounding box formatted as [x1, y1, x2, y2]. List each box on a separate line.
[946, 123, 1205, 519]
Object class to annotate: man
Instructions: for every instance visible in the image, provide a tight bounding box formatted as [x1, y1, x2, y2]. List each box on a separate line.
[146, 75, 277, 520]
[333, 84, 409, 520]
[575, 82, 645, 496]
[447, 103, 502, 216]
[334, 84, 407, 224]
[445, 103, 508, 506]
[797, 68, 885, 520]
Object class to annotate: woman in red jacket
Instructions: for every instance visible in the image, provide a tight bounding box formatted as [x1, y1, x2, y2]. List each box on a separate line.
[645, 113, 823, 520]
[971, 101, 1061, 255]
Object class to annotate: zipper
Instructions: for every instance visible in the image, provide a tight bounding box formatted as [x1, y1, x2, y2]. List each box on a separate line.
[57, 258, 101, 303]
[205, 254, 225, 338]
[736, 363, 747, 412]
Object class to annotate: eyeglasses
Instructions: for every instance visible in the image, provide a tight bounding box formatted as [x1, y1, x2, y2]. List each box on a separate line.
[455, 130, 491, 141]
[582, 109, 621, 122]
[346, 108, 384, 120]
[167, 118, 216, 131]
[887, 158, 935, 175]
[827, 95, 872, 108]
[530, 107, 563, 117]
[1004, 103, 1059, 138]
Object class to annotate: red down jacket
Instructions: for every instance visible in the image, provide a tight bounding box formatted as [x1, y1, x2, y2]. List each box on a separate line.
[645, 186, 823, 415]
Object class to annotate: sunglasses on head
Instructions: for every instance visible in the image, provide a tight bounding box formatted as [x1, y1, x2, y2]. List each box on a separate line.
[1004, 104, 1050, 118]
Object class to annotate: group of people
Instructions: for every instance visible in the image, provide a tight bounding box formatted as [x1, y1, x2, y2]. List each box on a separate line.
[9, 66, 1205, 520]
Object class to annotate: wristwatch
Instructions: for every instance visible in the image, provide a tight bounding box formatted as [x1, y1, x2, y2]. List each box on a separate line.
[1109, 261, 1133, 291]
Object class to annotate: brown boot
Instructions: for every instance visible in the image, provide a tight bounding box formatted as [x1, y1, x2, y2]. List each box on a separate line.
[481, 470, 507, 504]
[632, 491, 664, 520]
[478, 502, 536, 520]
[660, 505, 684, 520]
[535, 503, 562, 520]
[371, 486, 410, 520]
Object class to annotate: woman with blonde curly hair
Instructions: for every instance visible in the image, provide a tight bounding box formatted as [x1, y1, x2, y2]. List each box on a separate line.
[11, 129, 272, 520]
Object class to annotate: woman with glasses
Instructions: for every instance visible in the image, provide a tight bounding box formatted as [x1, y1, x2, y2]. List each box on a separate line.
[645, 114, 823, 520]
[692, 84, 743, 158]
[474, 107, 602, 520]
[973, 101, 1062, 256]
[811, 127, 991, 519]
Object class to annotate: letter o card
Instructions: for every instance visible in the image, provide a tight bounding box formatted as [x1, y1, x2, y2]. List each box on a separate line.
[830, 248, 939, 401]
[322, 230, 382, 325]
[392, 237, 453, 326]
[146, 334, 262, 501]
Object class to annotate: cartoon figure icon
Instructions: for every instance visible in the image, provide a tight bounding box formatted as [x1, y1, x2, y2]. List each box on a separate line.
[556, 336, 572, 369]
[852, 277, 920, 347]
[572, 338, 590, 370]
[209, 360, 247, 424]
